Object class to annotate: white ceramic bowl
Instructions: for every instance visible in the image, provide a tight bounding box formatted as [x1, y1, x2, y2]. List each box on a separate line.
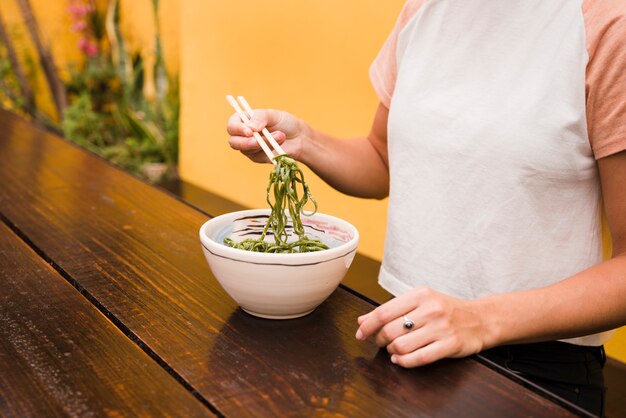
[199, 209, 359, 319]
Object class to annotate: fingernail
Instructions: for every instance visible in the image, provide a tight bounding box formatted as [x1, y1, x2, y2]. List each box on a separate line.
[390, 355, 397, 364]
[355, 330, 364, 340]
[248, 139, 257, 147]
[244, 128, 253, 136]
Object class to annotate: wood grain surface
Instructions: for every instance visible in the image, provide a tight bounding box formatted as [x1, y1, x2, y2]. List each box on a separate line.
[0, 222, 213, 417]
[0, 110, 580, 417]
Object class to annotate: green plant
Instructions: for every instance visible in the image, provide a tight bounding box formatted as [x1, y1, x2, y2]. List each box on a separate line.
[61, 92, 104, 151]
[0, 49, 26, 111]
[60, 0, 179, 183]
[0, 18, 60, 132]
[0, 0, 179, 182]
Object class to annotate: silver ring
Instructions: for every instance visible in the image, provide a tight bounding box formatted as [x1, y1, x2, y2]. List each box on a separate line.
[403, 315, 415, 330]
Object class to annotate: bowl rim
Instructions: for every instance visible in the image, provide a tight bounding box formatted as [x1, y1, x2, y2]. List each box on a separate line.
[199, 209, 359, 265]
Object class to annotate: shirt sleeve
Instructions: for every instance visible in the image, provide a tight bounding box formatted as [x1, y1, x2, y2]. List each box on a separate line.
[369, 0, 425, 108]
[584, 0, 626, 159]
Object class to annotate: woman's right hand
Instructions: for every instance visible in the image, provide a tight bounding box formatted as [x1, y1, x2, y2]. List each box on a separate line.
[226, 108, 307, 163]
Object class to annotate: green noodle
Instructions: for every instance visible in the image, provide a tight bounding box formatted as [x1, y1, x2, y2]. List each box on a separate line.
[224, 155, 329, 253]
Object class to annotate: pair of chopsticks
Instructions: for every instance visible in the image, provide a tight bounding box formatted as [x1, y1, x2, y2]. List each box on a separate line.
[226, 95, 286, 165]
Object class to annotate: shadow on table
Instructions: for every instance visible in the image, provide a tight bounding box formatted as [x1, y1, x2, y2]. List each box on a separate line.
[205, 296, 469, 417]
[204, 306, 354, 414]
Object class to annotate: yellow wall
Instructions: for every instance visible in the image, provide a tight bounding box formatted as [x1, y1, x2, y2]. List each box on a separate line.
[179, 0, 404, 261]
[607, 329, 626, 363]
[119, 0, 179, 75]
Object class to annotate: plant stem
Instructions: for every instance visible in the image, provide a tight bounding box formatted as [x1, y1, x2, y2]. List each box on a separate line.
[16, 0, 67, 118]
[0, 7, 34, 111]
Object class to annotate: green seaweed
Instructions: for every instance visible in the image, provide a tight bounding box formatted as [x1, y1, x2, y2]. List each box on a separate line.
[225, 155, 329, 253]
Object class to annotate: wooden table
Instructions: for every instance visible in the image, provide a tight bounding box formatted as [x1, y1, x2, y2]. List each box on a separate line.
[0, 109, 591, 417]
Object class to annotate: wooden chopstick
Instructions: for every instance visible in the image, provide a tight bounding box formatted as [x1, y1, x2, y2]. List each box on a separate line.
[236, 96, 286, 156]
[226, 95, 277, 164]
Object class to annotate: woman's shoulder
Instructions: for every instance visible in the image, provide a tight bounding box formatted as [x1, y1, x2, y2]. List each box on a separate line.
[583, 0, 626, 18]
[584, 0, 626, 159]
[583, 0, 626, 53]
[396, 0, 428, 32]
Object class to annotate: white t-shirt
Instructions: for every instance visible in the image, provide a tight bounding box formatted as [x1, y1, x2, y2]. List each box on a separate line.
[370, 0, 626, 346]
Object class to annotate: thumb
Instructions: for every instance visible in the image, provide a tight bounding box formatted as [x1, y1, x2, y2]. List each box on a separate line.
[246, 109, 282, 132]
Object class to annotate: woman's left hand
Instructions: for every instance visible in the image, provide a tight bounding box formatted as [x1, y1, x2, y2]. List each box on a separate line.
[355, 286, 489, 367]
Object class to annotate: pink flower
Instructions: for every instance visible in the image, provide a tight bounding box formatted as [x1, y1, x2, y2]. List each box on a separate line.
[85, 41, 99, 57]
[71, 21, 88, 32]
[77, 37, 98, 56]
[77, 36, 89, 50]
[70, 2, 97, 56]
[67, 3, 93, 19]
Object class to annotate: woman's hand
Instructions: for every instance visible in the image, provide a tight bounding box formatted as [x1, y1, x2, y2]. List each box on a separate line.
[356, 287, 488, 367]
[226, 108, 307, 163]
[226, 102, 390, 199]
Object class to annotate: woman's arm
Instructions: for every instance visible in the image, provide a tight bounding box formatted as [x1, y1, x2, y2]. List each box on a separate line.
[356, 150, 626, 367]
[226, 103, 390, 199]
[478, 150, 626, 346]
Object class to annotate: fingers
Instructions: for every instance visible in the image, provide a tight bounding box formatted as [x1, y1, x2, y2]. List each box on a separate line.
[385, 324, 437, 355]
[228, 130, 287, 163]
[227, 109, 284, 136]
[246, 108, 284, 132]
[226, 107, 301, 165]
[390, 340, 452, 368]
[227, 113, 254, 137]
[228, 135, 259, 152]
[356, 305, 405, 340]
[374, 312, 423, 347]
[227, 107, 289, 163]
[356, 287, 429, 340]
[357, 310, 372, 325]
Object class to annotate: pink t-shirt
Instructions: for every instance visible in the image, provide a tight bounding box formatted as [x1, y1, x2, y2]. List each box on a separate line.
[370, 0, 626, 346]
